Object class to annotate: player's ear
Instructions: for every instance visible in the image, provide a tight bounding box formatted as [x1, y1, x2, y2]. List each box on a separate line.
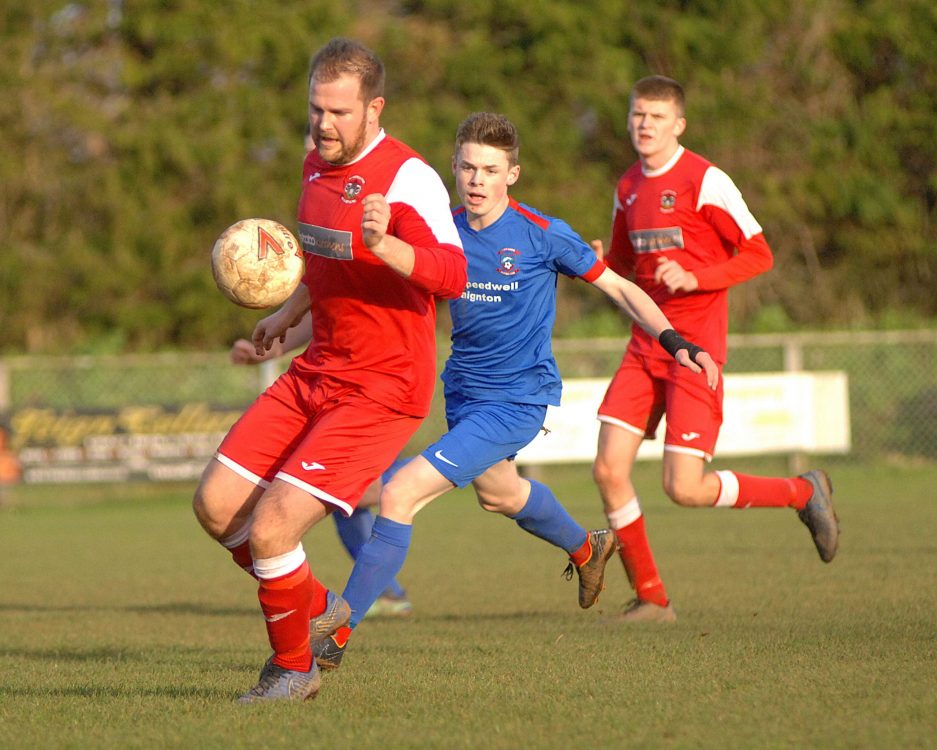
[367, 96, 385, 124]
[506, 164, 520, 185]
[674, 116, 686, 138]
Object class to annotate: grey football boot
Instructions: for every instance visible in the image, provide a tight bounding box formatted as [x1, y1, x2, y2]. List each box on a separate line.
[238, 658, 320, 704]
[797, 470, 840, 562]
[310, 590, 351, 639]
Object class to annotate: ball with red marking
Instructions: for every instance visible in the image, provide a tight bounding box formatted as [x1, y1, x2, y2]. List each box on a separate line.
[211, 218, 304, 309]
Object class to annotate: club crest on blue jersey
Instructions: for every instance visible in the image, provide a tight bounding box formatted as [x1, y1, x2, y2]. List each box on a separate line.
[660, 190, 677, 213]
[342, 175, 366, 204]
[497, 248, 521, 276]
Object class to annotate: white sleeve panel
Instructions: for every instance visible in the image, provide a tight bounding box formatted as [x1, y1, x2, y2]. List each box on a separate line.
[386, 158, 463, 247]
[697, 166, 763, 240]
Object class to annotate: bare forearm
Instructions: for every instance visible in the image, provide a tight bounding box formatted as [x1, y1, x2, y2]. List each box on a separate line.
[279, 310, 312, 352]
[279, 283, 311, 323]
[593, 268, 671, 338]
[369, 234, 415, 278]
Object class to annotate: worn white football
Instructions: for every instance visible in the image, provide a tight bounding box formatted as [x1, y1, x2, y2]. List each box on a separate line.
[211, 218, 304, 309]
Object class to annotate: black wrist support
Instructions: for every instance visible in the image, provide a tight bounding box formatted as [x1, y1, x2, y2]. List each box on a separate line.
[658, 329, 705, 365]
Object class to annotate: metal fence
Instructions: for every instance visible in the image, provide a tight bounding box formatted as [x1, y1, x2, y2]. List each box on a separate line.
[1, 329, 935, 481]
[552, 329, 937, 463]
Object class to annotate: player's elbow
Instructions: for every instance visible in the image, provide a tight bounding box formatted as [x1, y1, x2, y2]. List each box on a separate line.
[438, 278, 466, 299]
[760, 248, 774, 273]
[412, 247, 467, 298]
[438, 261, 467, 299]
[750, 234, 774, 273]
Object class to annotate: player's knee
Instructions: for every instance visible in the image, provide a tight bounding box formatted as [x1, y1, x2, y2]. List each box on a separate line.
[379, 479, 418, 522]
[475, 490, 518, 515]
[476, 495, 497, 513]
[663, 476, 706, 507]
[192, 465, 234, 535]
[192, 483, 216, 531]
[592, 455, 625, 492]
[246, 518, 275, 553]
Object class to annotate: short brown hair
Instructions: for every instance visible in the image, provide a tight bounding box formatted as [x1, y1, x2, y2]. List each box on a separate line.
[631, 75, 685, 117]
[308, 37, 385, 102]
[454, 112, 520, 166]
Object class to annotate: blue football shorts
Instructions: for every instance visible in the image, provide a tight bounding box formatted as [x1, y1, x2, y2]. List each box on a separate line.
[421, 391, 547, 488]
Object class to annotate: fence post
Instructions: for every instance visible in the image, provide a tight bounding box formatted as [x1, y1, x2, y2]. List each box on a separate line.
[783, 339, 807, 474]
[259, 360, 278, 391]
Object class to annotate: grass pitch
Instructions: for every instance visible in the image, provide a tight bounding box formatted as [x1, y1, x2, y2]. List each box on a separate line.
[1, 458, 935, 749]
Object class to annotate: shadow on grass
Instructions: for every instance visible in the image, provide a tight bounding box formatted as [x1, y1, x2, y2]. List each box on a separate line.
[0, 602, 570, 622]
[0, 683, 233, 700]
[0, 643, 252, 664]
[0, 601, 255, 617]
[416, 609, 572, 623]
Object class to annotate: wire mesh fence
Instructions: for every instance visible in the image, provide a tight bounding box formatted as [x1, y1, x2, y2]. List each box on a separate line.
[553, 329, 937, 463]
[1, 329, 935, 484]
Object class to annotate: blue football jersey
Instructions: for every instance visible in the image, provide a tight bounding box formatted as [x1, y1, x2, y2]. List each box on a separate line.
[442, 198, 602, 405]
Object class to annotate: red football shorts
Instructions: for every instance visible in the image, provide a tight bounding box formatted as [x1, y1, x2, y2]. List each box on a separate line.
[216, 367, 422, 516]
[597, 346, 724, 460]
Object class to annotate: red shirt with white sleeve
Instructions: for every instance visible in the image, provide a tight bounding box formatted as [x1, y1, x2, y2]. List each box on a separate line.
[605, 146, 773, 364]
[294, 130, 466, 416]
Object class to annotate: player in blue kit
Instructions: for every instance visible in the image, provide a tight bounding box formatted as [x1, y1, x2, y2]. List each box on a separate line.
[309, 112, 719, 667]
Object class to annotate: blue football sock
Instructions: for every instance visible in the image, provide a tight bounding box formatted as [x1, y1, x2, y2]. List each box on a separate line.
[510, 479, 587, 553]
[380, 578, 407, 599]
[377, 458, 410, 597]
[342, 516, 412, 628]
[333, 487, 408, 598]
[333, 507, 374, 559]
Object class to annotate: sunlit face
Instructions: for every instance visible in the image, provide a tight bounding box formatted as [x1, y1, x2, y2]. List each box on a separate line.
[308, 73, 383, 165]
[627, 96, 686, 170]
[452, 142, 520, 229]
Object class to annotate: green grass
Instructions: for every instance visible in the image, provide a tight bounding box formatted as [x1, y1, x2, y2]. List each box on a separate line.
[1, 458, 935, 749]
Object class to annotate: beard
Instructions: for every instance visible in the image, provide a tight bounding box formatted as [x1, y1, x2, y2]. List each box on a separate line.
[314, 115, 369, 166]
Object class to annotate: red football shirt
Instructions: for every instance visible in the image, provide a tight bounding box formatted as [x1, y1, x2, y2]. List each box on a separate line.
[293, 131, 466, 416]
[606, 146, 773, 363]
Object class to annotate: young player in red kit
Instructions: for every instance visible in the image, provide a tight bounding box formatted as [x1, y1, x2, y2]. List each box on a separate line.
[591, 76, 840, 623]
[192, 38, 466, 702]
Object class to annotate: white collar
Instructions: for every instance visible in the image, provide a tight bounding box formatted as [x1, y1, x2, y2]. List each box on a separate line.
[642, 145, 684, 177]
[345, 128, 386, 165]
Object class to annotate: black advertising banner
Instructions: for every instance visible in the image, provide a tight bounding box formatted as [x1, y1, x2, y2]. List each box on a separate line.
[7, 403, 242, 483]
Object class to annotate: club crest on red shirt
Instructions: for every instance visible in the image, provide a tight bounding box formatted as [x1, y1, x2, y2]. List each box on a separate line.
[497, 248, 521, 275]
[660, 189, 677, 213]
[342, 175, 366, 204]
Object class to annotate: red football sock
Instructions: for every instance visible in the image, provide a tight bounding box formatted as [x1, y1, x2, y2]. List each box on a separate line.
[307, 577, 329, 620]
[719, 471, 813, 509]
[332, 626, 352, 647]
[229, 540, 258, 579]
[568, 535, 593, 567]
[258, 562, 316, 672]
[613, 516, 668, 607]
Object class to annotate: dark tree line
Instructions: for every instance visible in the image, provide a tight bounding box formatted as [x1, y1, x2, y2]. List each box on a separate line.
[2, 0, 935, 354]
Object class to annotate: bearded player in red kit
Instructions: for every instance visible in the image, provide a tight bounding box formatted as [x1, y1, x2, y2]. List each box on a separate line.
[192, 37, 466, 702]
[591, 75, 840, 623]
